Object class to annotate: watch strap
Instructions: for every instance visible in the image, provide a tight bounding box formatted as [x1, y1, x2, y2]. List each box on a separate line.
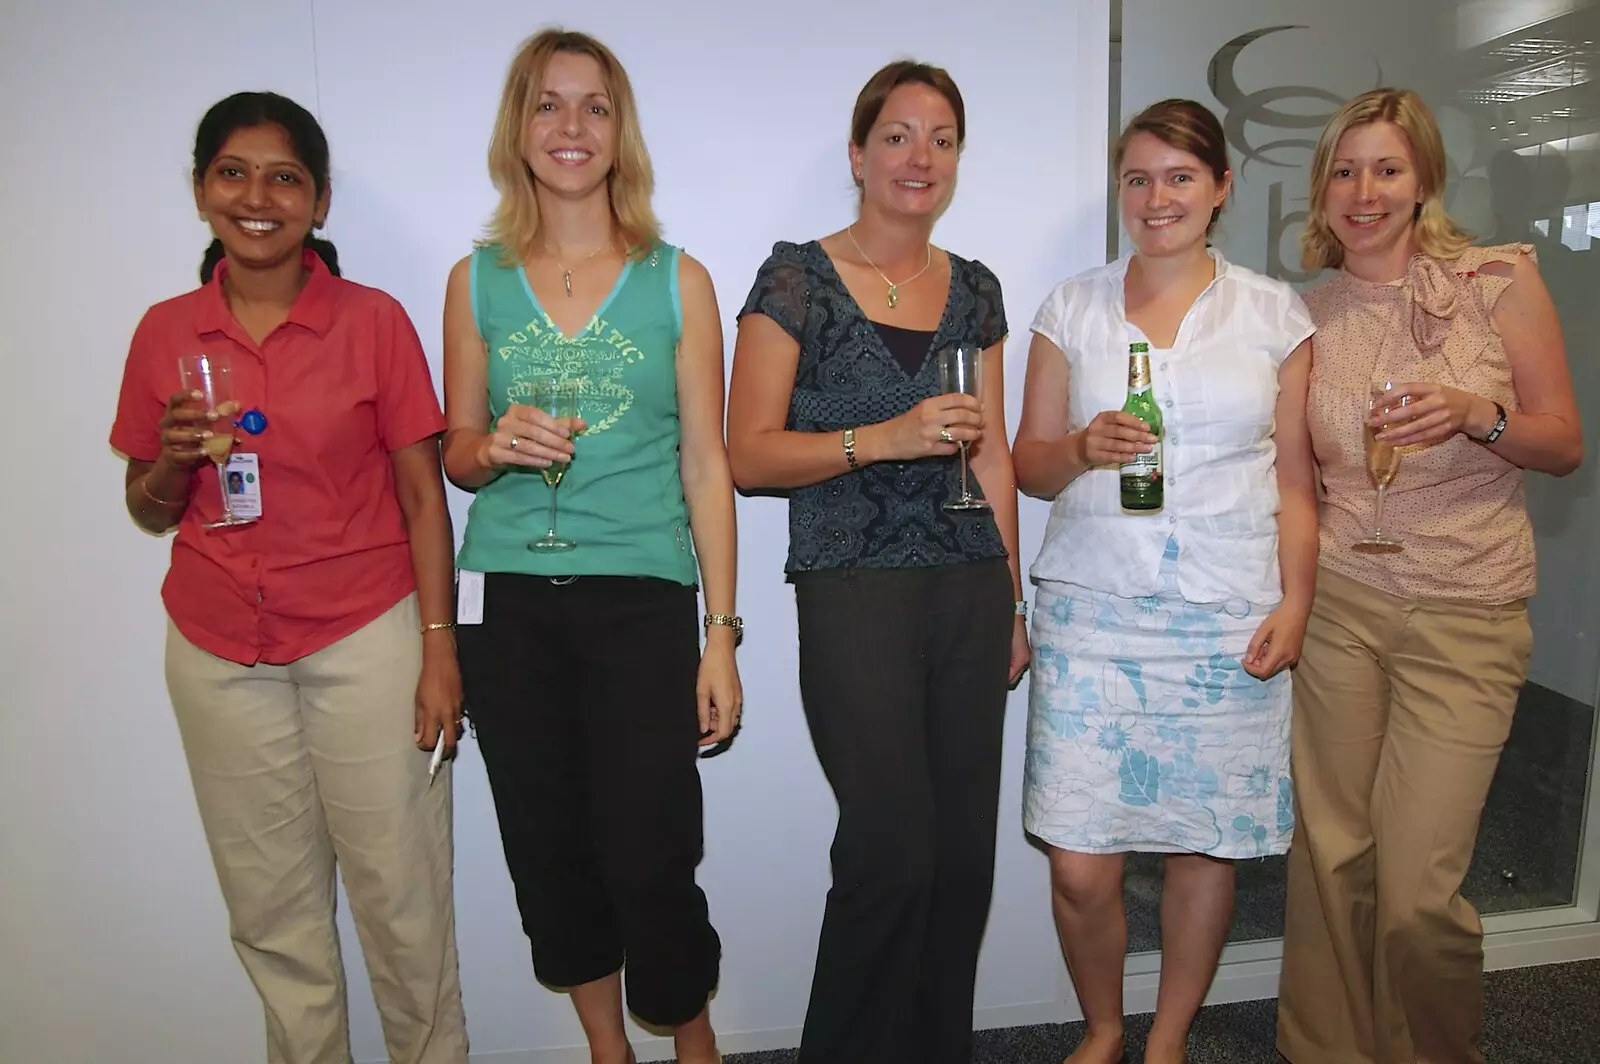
[1482, 402, 1508, 444]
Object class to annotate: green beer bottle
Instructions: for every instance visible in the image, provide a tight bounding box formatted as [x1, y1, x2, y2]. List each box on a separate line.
[1119, 342, 1164, 512]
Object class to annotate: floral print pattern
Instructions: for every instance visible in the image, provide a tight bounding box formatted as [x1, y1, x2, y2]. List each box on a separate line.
[1023, 538, 1292, 858]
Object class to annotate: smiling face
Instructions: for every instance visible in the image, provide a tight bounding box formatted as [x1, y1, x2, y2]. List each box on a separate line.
[1117, 131, 1230, 258]
[522, 49, 617, 201]
[1322, 120, 1425, 265]
[849, 81, 961, 219]
[194, 122, 327, 274]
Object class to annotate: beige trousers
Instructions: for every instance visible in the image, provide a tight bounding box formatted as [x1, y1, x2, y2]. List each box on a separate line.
[1277, 567, 1531, 1064]
[165, 593, 467, 1064]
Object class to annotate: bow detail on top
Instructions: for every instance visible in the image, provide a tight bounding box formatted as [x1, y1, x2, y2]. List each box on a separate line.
[1403, 254, 1461, 352]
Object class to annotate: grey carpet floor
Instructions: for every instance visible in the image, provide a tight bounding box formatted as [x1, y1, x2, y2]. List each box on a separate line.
[718, 958, 1600, 1063]
[712, 686, 1598, 1062]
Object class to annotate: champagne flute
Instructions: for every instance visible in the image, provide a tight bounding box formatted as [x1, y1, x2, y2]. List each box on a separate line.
[1353, 381, 1406, 554]
[936, 344, 990, 512]
[177, 353, 254, 529]
[527, 378, 579, 553]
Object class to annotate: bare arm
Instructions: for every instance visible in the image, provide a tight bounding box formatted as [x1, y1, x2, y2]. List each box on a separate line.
[121, 389, 221, 533]
[1481, 254, 1582, 475]
[676, 255, 744, 745]
[726, 312, 981, 491]
[1272, 341, 1318, 615]
[1242, 339, 1319, 680]
[392, 436, 457, 638]
[391, 436, 462, 755]
[1012, 332, 1089, 498]
[124, 457, 192, 534]
[441, 256, 500, 490]
[1012, 331, 1156, 499]
[967, 337, 1032, 684]
[440, 255, 578, 491]
[676, 255, 738, 630]
[1377, 254, 1582, 475]
[966, 338, 1022, 601]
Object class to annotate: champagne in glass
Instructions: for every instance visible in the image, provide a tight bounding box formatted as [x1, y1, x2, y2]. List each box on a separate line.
[1353, 381, 1405, 554]
[936, 344, 990, 513]
[177, 353, 255, 529]
[527, 378, 579, 552]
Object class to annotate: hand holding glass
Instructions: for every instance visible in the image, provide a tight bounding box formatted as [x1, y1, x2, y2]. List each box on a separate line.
[936, 345, 989, 512]
[1353, 381, 1405, 554]
[527, 378, 580, 552]
[177, 353, 254, 529]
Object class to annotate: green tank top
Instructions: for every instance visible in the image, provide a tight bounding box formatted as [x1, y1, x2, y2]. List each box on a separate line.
[457, 241, 697, 585]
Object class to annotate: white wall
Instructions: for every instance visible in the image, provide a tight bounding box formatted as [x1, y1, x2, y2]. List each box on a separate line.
[0, 1, 1110, 1061]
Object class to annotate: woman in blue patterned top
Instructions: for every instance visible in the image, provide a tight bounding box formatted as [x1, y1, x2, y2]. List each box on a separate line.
[727, 60, 1029, 1064]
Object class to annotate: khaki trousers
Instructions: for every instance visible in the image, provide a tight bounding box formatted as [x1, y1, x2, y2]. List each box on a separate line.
[165, 593, 467, 1064]
[1277, 568, 1531, 1064]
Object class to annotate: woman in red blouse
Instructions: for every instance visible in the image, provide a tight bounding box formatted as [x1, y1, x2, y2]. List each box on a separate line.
[110, 92, 468, 1064]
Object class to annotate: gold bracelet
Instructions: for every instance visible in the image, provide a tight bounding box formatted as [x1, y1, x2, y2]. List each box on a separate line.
[842, 428, 860, 471]
[141, 475, 185, 508]
[704, 613, 743, 646]
[421, 622, 456, 633]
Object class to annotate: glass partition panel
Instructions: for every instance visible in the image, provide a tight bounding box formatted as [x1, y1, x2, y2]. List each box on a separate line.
[1115, 0, 1598, 949]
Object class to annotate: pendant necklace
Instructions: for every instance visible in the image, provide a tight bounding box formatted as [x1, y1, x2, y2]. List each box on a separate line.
[847, 225, 933, 309]
[544, 240, 609, 297]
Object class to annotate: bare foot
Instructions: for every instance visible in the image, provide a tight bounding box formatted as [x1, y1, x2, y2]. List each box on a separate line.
[1143, 1035, 1189, 1064]
[673, 1050, 720, 1064]
[1144, 1020, 1196, 1064]
[1064, 1027, 1125, 1064]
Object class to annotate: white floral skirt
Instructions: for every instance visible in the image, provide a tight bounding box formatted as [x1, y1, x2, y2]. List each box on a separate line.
[1023, 538, 1293, 858]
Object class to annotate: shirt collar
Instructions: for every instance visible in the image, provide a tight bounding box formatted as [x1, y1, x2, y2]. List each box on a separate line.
[194, 248, 338, 339]
[1107, 244, 1232, 288]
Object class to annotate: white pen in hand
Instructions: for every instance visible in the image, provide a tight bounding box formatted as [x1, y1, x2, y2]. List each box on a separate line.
[427, 729, 446, 785]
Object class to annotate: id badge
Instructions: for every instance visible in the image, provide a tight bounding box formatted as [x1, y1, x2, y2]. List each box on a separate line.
[223, 452, 263, 519]
[457, 570, 484, 625]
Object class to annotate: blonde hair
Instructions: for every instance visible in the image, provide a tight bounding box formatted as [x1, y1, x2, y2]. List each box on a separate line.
[484, 28, 661, 265]
[1301, 88, 1473, 271]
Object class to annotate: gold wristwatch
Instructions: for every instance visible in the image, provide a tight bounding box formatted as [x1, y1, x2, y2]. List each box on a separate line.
[704, 613, 744, 646]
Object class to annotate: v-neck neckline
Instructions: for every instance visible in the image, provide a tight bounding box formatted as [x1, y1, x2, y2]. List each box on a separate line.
[811, 240, 957, 380]
[518, 257, 636, 342]
[1115, 248, 1226, 356]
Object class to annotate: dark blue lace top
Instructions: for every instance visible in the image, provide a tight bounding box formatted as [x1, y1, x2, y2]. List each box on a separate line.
[737, 239, 1010, 576]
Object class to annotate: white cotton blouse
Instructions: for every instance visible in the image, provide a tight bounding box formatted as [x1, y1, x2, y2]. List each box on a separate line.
[1027, 249, 1315, 605]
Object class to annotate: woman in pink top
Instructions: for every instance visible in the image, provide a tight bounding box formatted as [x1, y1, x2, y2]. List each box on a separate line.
[1276, 88, 1582, 1064]
[112, 92, 467, 1064]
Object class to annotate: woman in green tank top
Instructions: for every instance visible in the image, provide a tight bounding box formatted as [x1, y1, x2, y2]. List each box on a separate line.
[440, 29, 740, 1064]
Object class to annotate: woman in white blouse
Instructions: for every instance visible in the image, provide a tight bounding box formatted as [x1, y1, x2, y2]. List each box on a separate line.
[1011, 98, 1318, 1064]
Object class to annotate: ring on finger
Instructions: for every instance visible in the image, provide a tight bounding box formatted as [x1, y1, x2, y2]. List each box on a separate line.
[939, 426, 954, 444]
[508, 435, 520, 450]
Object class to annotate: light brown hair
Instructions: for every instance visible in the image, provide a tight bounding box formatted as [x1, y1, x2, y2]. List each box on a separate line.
[849, 60, 966, 188]
[1113, 99, 1232, 233]
[484, 28, 660, 264]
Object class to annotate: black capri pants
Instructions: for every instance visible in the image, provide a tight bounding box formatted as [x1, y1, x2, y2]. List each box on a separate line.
[457, 572, 720, 1027]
